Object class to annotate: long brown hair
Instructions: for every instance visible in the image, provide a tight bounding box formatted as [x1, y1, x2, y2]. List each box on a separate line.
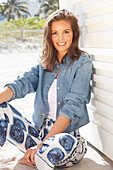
[41, 9, 83, 72]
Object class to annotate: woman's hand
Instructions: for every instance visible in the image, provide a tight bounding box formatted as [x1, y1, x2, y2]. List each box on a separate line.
[19, 115, 70, 167]
[0, 87, 14, 104]
[24, 142, 43, 166]
[18, 142, 43, 167]
[24, 147, 37, 166]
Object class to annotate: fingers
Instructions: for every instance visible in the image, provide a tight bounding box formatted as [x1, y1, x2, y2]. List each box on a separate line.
[30, 150, 36, 165]
[24, 149, 32, 164]
[24, 148, 37, 166]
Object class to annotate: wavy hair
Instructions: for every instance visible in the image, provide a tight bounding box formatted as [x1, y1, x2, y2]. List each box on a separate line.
[41, 9, 84, 71]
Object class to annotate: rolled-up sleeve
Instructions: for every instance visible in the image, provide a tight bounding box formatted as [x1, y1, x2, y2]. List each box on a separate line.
[5, 65, 40, 100]
[59, 60, 92, 124]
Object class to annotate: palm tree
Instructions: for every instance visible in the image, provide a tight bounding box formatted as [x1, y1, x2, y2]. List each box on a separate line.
[0, 0, 31, 21]
[0, 5, 7, 20]
[37, 0, 59, 18]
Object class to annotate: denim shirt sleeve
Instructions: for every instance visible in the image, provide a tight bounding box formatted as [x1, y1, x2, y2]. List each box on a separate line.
[59, 59, 92, 124]
[5, 64, 39, 100]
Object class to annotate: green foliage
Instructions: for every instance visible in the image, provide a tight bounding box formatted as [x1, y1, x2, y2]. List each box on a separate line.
[0, 17, 46, 31]
[0, 0, 30, 21]
[37, 0, 59, 18]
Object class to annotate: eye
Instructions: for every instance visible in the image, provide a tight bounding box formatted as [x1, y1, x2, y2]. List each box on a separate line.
[52, 32, 57, 35]
[64, 30, 70, 34]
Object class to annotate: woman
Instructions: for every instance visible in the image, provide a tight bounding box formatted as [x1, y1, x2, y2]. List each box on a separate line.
[0, 9, 92, 170]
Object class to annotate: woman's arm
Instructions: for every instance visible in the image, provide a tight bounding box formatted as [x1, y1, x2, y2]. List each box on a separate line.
[24, 115, 71, 166]
[43, 115, 71, 141]
[0, 86, 14, 104]
[3, 65, 40, 101]
[59, 60, 92, 125]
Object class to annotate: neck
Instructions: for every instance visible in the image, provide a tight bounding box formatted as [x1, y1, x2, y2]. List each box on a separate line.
[57, 52, 67, 64]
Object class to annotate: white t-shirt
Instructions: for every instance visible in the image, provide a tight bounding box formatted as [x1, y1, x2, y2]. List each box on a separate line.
[46, 79, 57, 120]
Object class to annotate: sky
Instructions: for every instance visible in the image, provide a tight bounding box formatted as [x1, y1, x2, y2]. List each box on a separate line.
[0, 0, 7, 2]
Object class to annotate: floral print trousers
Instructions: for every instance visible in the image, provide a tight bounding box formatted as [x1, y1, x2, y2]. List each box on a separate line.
[0, 102, 87, 170]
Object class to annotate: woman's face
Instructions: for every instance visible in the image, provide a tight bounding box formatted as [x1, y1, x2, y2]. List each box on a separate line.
[51, 20, 73, 58]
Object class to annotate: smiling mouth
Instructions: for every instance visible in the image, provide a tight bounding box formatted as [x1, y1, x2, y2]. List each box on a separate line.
[57, 42, 66, 46]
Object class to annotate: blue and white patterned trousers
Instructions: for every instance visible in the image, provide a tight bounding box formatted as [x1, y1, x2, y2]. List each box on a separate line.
[0, 102, 87, 170]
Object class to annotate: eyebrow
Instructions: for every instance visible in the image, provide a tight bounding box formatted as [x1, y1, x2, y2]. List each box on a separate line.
[51, 29, 71, 32]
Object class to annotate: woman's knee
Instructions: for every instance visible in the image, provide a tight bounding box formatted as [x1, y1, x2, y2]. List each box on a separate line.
[35, 133, 77, 167]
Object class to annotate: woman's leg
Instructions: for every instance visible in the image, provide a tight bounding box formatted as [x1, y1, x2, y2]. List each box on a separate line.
[69, 129, 87, 165]
[0, 102, 55, 169]
[0, 102, 41, 153]
[0, 103, 87, 169]
[34, 130, 87, 170]
[34, 133, 77, 170]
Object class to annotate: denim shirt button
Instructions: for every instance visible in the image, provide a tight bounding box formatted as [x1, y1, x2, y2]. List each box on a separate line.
[57, 87, 60, 90]
[43, 99, 47, 102]
[58, 102, 60, 105]
[41, 113, 45, 116]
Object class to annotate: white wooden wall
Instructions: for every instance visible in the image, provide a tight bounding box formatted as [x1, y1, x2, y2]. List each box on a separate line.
[59, 0, 113, 161]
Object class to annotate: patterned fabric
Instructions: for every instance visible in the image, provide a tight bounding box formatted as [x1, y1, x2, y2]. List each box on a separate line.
[0, 102, 40, 153]
[0, 102, 87, 170]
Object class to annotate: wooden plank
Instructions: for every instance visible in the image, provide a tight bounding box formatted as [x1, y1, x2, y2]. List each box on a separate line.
[87, 108, 113, 134]
[86, 31, 113, 39]
[84, 5, 113, 18]
[74, 0, 113, 15]
[92, 81, 113, 93]
[91, 74, 113, 92]
[85, 39, 113, 48]
[90, 55, 113, 63]
[84, 22, 113, 32]
[79, 13, 113, 26]
[92, 74, 113, 84]
[94, 69, 113, 77]
[81, 48, 113, 57]
[88, 100, 113, 121]
[92, 61, 113, 71]
[92, 87, 113, 106]
[80, 122, 113, 160]
[92, 87, 113, 100]
[81, 31, 113, 48]
[81, 32, 113, 48]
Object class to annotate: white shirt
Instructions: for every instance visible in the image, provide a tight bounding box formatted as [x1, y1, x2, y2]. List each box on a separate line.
[47, 79, 57, 120]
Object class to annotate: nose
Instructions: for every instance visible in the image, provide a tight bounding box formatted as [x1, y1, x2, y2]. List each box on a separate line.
[58, 33, 64, 40]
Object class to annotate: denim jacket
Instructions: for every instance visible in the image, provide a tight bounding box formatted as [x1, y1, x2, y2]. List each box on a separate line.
[6, 53, 92, 133]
